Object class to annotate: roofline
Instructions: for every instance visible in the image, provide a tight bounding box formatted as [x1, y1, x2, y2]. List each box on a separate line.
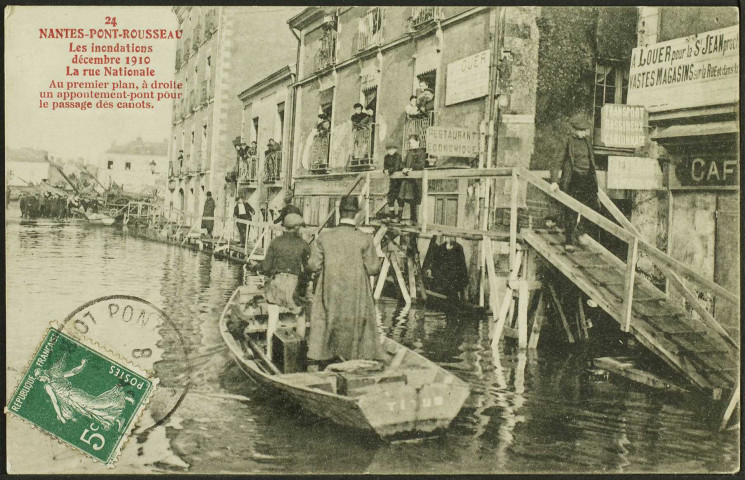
[238, 65, 296, 102]
[287, 6, 329, 30]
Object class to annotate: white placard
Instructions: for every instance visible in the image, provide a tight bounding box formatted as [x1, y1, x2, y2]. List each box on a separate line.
[445, 50, 490, 106]
[626, 25, 739, 112]
[607, 156, 664, 190]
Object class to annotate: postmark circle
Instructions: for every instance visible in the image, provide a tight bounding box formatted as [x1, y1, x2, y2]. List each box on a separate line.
[58, 295, 191, 434]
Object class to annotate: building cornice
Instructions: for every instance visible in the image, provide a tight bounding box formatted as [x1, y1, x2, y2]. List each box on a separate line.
[238, 65, 296, 102]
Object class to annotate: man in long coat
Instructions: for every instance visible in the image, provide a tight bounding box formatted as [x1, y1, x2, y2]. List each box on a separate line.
[398, 134, 427, 224]
[307, 196, 384, 367]
[201, 191, 216, 236]
[550, 114, 599, 251]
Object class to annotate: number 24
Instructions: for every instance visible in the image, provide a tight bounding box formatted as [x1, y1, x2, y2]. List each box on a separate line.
[80, 423, 105, 451]
[105, 16, 117, 28]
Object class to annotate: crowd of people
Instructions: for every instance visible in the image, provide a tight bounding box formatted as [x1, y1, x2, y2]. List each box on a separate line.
[18, 192, 80, 219]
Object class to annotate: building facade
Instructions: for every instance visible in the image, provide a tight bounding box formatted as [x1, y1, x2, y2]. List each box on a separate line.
[166, 6, 301, 226]
[99, 138, 168, 195]
[236, 65, 296, 217]
[626, 6, 739, 336]
[6, 148, 51, 187]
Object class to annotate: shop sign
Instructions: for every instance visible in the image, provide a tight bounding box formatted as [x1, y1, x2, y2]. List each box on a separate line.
[673, 157, 738, 187]
[426, 126, 480, 157]
[445, 50, 490, 106]
[600, 104, 647, 148]
[607, 156, 664, 190]
[627, 25, 739, 112]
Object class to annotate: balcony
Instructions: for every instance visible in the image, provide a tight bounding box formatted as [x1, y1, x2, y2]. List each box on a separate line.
[200, 81, 210, 105]
[314, 29, 337, 72]
[358, 8, 383, 51]
[192, 27, 201, 51]
[183, 37, 191, 57]
[347, 125, 376, 171]
[403, 111, 435, 152]
[205, 9, 218, 36]
[175, 49, 182, 70]
[310, 132, 331, 174]
[264, 150, 282, 184]
[238, 155, 258, 184]
[410, 7, 443, 29]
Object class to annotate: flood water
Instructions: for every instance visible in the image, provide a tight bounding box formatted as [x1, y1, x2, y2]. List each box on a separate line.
[5, 204, 739, 474]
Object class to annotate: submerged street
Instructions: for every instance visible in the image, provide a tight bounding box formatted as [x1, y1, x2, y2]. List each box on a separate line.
[5, 206, 738, 474]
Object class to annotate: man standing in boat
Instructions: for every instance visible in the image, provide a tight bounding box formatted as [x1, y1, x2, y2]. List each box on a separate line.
[261, 213, 310, 358]
[307, 196, 385, 370]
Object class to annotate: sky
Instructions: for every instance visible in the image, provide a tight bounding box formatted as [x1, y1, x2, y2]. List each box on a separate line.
[4, 6, 178, 163]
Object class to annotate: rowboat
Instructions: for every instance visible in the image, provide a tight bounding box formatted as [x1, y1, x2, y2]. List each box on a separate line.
[219, 280, 470, 438]
[79, 208, 116, 225]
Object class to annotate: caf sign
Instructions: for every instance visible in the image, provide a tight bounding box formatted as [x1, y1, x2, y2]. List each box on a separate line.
[675, 157, 738, 187]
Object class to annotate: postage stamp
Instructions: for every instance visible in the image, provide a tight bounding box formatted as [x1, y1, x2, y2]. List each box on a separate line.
[5, 326, 157, 465]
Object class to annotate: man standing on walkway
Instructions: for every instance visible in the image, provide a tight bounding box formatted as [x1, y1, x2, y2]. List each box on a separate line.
[398, 134, 427, 225]
[261, 213, 310, 358]
[201, 191, 216, 237]
[233, 196, 255, 245]
[307, 196, 385, 369]
[273, 191, 302, 225]
[550, 114, 599, 251]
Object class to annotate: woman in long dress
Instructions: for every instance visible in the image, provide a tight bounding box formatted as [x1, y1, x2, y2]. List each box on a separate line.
[35, 354, 134, 431]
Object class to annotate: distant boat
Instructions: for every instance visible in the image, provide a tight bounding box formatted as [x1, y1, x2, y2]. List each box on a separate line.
[219, 280, 470, 438]
[80, 209, 116, 226]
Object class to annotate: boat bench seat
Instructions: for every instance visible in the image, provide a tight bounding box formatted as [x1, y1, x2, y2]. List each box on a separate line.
[335, 371, 408, 397]
[279, 372, 338, 394]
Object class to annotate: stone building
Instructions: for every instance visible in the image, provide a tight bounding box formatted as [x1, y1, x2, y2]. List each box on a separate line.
[100, 138, 168, 196]
[166, 6, 301, 226]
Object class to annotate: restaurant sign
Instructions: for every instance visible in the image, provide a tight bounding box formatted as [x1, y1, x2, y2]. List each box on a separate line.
[445, 50, 490, 106]
[607, 156, 664, 190]
[626, 25, 739, 112]
[600, 104, 647, 148]
[672, 157, 738, 188]
[426, 126, 480, 157]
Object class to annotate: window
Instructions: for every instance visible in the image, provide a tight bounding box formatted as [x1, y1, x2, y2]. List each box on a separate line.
[277, 103, 285, 143]
[358, 8, 383, 50]
[107, 161, 114, 170]
[252, 117, 259, 144]
[429, 179, 459, 227]
[125, 162, 131, 171]
[594, 64, 629, 128]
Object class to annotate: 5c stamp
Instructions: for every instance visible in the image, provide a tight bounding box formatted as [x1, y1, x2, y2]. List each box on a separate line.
[6, 327, 156, 465]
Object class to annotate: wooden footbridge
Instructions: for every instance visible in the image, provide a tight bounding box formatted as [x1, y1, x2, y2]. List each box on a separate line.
[127, 166, 739, 428]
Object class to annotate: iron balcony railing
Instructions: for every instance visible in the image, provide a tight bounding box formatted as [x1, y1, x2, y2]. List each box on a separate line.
[315, 29, 337, 72]
[264, 150, 282, 183]
[358, 8, 383, 51]
[403, 111, 435, 152]
[348, 124, 376, 171]
[410, 6, 443, 28]
[205, 9, 217, 37]
[310, 133, 331, 174]
[238, 155, 259, 183]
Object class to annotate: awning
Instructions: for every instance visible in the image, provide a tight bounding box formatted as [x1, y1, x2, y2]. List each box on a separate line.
[652, 121, 739, 140]
[318, 87, 334, 107]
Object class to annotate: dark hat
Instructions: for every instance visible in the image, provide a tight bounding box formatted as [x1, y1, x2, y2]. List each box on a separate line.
[569, 114, 591, 130]
[206, 191, 212, 197]
[339, 195, 359, 213]
[318, 113, 328, 119]
[353, 102, 363, 109]
[386, 142, 398, 149]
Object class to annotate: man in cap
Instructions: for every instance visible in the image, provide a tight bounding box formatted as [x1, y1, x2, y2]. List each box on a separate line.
[398, 134, 427, 224]
[273, 191, 303, 225]
[233, 195, 255, 245]
[261, 212, 311, 358]
[307, 196, 385, 369]
[550, 113, 599, 251]
[381, 142, 402, 218]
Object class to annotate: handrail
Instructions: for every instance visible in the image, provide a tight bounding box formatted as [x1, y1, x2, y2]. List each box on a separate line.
[597, 190, 738, 349]
[515, 166, 738, 305]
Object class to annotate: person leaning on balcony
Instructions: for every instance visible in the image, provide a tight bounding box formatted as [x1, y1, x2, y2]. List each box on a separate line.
[416, 80, 435, 115]
[261, 213, 311, 358]
[265, 139, 280, 181]
[549, 113, 599, 252]
[398, 134, 427, 224]
[234, 196, 255, 245]
[382, 143, 402, 219]
[274, 191, 303, 225]
[201, 191, 216, 236]
[316, 113, 331, 135]
[351, 103, 371, 160]
[248, 141, 257, 157]
[405, 95, 423, 118]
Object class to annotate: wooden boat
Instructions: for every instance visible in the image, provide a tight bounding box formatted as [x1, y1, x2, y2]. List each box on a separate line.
[79, 208, 116, 225]
[219, 281, 470, 438]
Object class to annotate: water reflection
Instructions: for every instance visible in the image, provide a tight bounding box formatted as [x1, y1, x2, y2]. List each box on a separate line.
[5, 207, 739, 474]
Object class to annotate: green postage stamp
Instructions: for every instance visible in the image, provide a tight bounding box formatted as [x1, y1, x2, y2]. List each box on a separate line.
[6, 327, 156, 465]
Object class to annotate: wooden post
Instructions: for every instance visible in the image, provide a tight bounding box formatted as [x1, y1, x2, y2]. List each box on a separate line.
[407, 257, 417, 302]
[390, 252, 411, 305]
[374, 256, 391, 300]
[528, 290, 546, 349]
[484, 237, 499, 311]
[421, 169, 429, 233]
[517, 280, 529, 349]
[335, 198, 340, 226]
[577, 295, 589, 340]
[621, 237, 639, 333]
[548, 283, 574, 343]
[244, 220, 250, 259]
[666, 189, 673, 298]
[479, 241, 486, 307]
[720, 382, 740, 431]
[509, 170, 519, 276]
[364, 172, 371, 225]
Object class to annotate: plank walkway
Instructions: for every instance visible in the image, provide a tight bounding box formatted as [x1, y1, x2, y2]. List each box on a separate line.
[522, 228, 738, 398]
